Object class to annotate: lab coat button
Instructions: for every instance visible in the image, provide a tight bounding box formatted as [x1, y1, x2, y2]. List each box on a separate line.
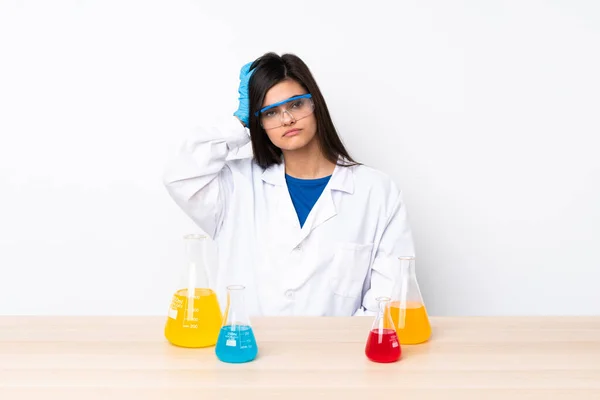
[285, 290, 294, 299]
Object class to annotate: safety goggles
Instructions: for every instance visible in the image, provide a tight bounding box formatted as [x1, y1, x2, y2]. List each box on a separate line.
[254, 94, 314, 130]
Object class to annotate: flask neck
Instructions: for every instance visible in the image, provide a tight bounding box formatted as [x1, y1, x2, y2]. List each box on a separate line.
[183, 234, 210, 289]
[227, 285, 245, 306]
[392, 256, 424, 306]
[378, 298, 388, 315]
[224, 285, 250, 326]
[374, 296, 394, 330]
[398, 257, 416, 277]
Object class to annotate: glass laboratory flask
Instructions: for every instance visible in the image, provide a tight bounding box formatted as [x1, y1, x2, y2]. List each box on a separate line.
[164, 234, 223, 348]
[215, 285, 258, 363]
[390, 256, 431, 344]
[365, 297, 401, 363]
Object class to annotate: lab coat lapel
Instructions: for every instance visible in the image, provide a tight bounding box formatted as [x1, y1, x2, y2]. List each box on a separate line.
[286, 163, 355, 290]
[295, 187, 336, 246]
[261, 163, 301, 248]
[262, 161, 355, 250]
[294, 163, 355, 248]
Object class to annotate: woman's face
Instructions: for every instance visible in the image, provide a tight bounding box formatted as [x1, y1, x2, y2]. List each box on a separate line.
[260, 79, 317, 152]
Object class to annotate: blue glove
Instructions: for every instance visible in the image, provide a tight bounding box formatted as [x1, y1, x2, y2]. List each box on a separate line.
[233, 61, 255, 126]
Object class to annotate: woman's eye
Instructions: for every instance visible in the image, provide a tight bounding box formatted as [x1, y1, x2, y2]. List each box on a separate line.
[291, 100, 304, 109]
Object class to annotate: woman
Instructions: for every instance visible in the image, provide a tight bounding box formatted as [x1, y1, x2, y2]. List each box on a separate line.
[164, 52, 415, 316]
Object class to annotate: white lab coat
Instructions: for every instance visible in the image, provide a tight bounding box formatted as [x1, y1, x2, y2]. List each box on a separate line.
[163, 116, 415, 316]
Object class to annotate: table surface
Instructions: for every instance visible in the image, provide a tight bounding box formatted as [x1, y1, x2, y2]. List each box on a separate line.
[1, 316, 599, 399]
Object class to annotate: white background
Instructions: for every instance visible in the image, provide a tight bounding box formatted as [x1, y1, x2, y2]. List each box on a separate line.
[1, 0, 599, 316]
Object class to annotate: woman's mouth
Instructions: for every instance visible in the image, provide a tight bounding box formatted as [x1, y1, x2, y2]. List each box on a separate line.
[283, 128, 301, 137]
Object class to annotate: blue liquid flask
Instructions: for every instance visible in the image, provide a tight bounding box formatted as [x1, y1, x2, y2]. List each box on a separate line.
[215, 285, 258, 363]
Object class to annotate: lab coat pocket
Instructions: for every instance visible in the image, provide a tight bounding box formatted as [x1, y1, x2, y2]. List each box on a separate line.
[330, 242, 374, 298]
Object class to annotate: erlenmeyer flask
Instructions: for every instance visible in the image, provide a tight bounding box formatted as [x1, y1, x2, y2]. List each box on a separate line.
[215, 285, 258, 363]
[365, 296, 401, 363]
[164, 234, 223, 348]
[390, 256, 431, 344]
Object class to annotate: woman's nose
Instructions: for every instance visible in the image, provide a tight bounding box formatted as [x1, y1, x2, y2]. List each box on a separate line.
[281, 110, 295, 126]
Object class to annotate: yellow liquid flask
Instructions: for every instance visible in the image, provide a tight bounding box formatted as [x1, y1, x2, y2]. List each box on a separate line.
[164, 234, 223, 348]
[390, 256, 432, 344]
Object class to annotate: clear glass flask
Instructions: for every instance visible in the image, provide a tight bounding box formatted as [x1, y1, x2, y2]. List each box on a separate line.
[164, 234, 223, 348]
[215, 285, 258, 363]
[365, 296, 401, 363]
[390, 256, 432, 344]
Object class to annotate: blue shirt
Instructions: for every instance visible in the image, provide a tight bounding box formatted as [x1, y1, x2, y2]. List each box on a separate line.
[285, 174, 332, 228]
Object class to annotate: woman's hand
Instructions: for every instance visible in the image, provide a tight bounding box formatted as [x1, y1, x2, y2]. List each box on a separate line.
[233, 61, 255, 127]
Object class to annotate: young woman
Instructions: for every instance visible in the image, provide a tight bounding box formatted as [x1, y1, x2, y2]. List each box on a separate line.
[164, 52, 415, 316]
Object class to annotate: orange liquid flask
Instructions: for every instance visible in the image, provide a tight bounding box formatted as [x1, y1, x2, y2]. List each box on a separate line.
[365, 296, 401, 363]
[390, 257, 431, 344]
[164, 234, 223, 348]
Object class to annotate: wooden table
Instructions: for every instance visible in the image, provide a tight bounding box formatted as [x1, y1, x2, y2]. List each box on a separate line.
[1, 316, 599, 399]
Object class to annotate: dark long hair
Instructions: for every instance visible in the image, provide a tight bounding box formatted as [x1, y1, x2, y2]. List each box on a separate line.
[248, 52, 358, 169]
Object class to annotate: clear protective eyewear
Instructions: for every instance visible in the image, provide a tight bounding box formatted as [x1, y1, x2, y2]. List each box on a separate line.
[255, 94, 314, 129]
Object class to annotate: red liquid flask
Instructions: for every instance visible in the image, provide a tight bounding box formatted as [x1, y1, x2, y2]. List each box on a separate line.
[365, 297, 401, 363]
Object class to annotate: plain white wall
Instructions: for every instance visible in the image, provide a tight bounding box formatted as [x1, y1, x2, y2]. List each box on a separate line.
[1, 0, 598, 316]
